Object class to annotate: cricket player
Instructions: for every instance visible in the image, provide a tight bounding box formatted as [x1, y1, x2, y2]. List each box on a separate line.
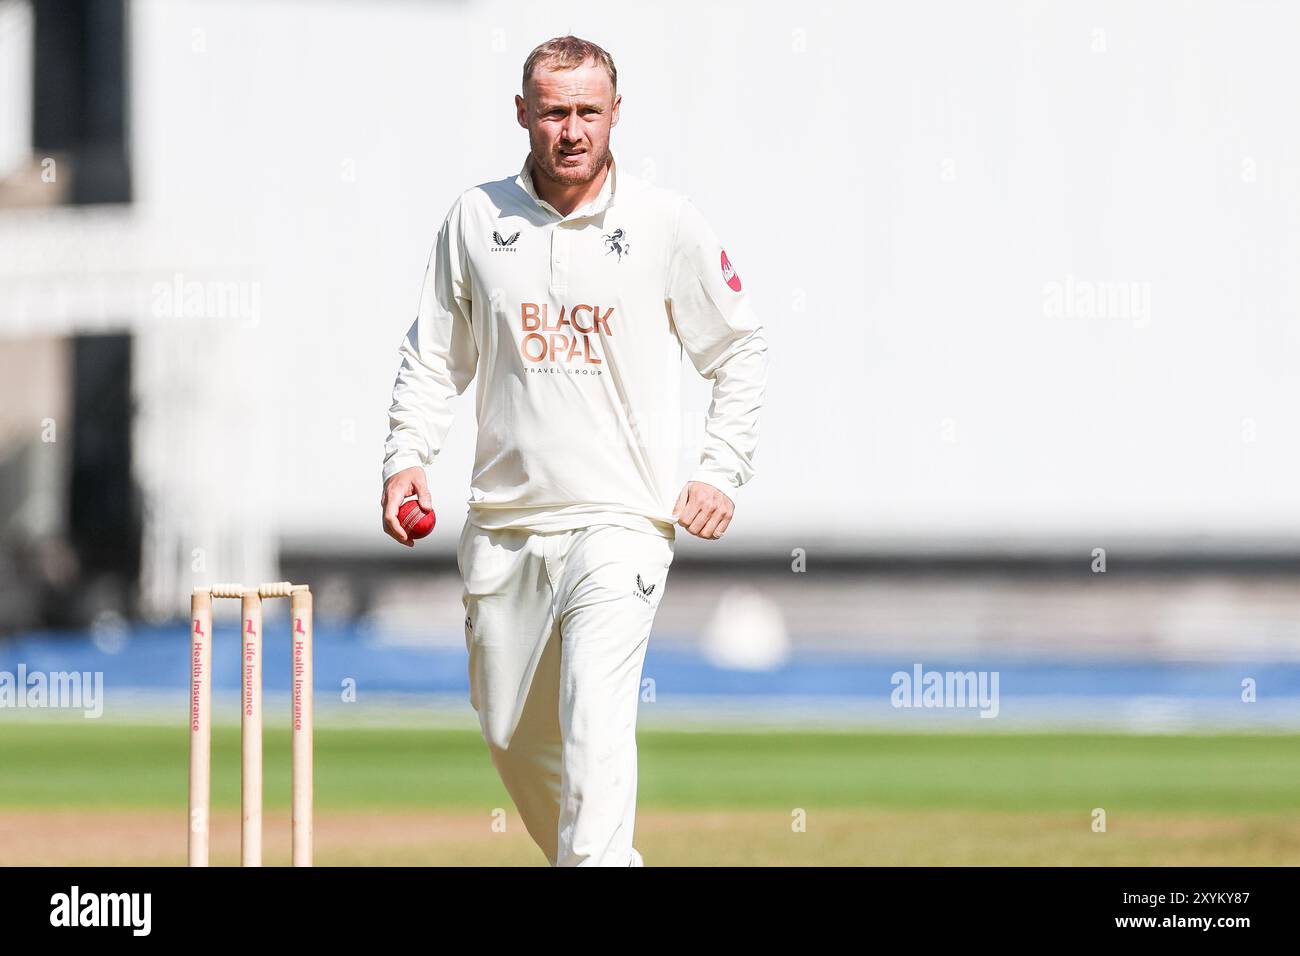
[380, 35, 767, 866]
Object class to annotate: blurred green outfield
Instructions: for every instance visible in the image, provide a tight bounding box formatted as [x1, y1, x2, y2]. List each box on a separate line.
[3, 725, 1300, 812]
[2, 725, 1299, 864]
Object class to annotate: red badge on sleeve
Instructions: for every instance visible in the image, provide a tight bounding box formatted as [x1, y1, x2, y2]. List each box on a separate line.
[720, 250, 742, 292]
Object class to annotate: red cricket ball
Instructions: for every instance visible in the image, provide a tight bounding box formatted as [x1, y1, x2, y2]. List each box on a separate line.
[396, 499, 437, 540]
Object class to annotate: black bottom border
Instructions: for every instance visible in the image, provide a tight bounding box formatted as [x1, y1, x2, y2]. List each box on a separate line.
[0, 865, 1292, 940]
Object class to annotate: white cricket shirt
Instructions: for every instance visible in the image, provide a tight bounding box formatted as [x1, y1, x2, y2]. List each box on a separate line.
[383, 149, 767, 538]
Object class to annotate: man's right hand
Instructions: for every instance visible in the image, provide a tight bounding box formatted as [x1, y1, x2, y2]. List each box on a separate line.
[381, 466, 433, 548]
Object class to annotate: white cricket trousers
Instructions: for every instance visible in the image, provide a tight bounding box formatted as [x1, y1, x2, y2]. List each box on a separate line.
[457, 519, 674, 867]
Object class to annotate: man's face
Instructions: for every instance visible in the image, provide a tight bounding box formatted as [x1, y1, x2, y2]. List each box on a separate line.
[516, 59, 620, 187]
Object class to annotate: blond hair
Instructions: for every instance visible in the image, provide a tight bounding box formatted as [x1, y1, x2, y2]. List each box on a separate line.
[522, 35, 617, 94]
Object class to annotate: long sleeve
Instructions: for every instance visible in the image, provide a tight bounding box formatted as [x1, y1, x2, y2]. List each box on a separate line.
[382, 200, 478, 482]
[665, 197, 768, 500]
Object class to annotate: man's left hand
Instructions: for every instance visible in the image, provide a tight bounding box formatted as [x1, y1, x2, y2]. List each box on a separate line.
[672, 481, 734, 540]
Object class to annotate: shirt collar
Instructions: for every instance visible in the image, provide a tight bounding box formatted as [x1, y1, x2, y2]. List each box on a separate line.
[515, 147, 619, 221]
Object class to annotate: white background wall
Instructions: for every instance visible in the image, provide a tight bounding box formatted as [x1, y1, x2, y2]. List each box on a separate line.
[0, 0, 33, 179]
[2, 0, 1298, 578]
